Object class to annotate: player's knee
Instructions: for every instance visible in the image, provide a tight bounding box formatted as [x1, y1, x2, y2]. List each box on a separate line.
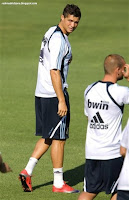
[78, 192, 96, 200]
[52, 139, 66, 146]
[78, 192, 87, 200]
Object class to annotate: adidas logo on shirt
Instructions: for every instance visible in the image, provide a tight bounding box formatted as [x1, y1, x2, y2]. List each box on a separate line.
[90, 112, 108, 130]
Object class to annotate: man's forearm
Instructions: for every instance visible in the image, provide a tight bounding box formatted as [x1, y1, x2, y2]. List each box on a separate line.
[50, 69, 65, 102]
[50, 69, 67, 117]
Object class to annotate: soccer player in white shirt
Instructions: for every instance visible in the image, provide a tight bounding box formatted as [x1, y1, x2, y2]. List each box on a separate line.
[19, 4, 81, 193]
[117, 119, 129, 200]
[78, 56, 129, 200]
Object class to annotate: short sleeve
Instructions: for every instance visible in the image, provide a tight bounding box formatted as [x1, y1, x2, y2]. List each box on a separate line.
[49, 32, 66, 70]
[121, 119, 129, 148]
[84, 84, 95, 116]
[109, 84, 129, 106]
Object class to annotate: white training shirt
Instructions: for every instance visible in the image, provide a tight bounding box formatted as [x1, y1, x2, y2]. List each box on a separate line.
[84, 81, 129, 160]
[117, 119, 129, 191]
[35, 26, 72, 97]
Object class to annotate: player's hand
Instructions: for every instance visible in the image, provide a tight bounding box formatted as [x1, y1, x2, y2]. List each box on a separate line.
[58, 101, 67, 117]
[122, 64, 129, 81]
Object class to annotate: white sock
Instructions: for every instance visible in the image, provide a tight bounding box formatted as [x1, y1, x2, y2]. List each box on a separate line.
[25, 157, 38, 176]
[53, 168, 64, 188]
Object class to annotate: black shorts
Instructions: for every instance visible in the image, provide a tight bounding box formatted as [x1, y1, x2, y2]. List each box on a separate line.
[84, 157, 123, 194]
[117, 191, 129, 200]
[35, 89, 70, 140]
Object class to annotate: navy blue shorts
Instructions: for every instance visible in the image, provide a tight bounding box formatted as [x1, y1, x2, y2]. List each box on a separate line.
[84, 157, 123, 194]
[117, 191, 129, 200]
[35, 89, 70, 140]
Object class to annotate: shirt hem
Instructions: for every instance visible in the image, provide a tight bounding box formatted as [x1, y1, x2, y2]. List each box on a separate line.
[35, 93, 57, 98]
[117, 186, 129, 191]
[85, 154, 122, 160]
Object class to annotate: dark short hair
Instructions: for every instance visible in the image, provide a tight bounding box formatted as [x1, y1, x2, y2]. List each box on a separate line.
[63, 4, 81, 19]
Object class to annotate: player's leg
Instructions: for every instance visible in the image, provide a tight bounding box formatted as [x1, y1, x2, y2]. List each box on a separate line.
[51, 139, 65, 188]
[19, 97, 51, 192]
[19, 138, 52, 192]
[25, 138, 51, 175]
[111, 193, 117, 200]
[31, 138, 52, 159]
[78, 191, 97, 200]
[50, 91, 79, 193]
[25, 138, 52, 175]
[51, 139, 79, 193]
[51, 139, 65, 168]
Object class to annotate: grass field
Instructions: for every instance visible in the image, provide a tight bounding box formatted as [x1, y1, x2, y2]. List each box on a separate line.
[0, 0, 129, 199]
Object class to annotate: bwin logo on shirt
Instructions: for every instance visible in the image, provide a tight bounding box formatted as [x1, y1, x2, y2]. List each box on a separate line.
[88, 99, 109, 110]
[90, 112, 108, 129]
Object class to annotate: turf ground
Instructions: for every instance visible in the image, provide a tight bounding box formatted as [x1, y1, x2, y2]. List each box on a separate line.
[0, 0, 129, 199]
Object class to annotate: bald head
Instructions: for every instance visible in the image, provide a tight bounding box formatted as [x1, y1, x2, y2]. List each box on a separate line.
[104, 54, 125, 75]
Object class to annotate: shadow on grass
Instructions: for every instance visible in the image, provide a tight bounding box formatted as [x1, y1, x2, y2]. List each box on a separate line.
[33, 181, 53, 191]
[64, 163, 85, 186]
[32, 163, 85, 191]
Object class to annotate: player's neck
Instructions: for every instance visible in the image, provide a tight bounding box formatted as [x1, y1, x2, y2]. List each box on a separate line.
[102, 74, 117, 83]
[58, 23, 69, 36]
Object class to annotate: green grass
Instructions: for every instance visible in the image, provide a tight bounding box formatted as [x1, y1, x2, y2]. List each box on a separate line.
[0, 0, 129, 199]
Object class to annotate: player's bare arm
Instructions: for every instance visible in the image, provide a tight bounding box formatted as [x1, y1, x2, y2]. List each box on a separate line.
[122, 64, 129, 81]
[50, 69, 67, 117]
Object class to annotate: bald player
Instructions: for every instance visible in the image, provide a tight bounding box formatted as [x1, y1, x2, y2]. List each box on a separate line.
[78, 54, 129, 200]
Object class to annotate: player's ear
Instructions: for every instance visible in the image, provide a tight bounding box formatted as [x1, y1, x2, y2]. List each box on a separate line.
[61, 15, 65, 21]
[117, 67, 120, 75]
[115, 67, 120, 75]
[114, 67, 119, 79]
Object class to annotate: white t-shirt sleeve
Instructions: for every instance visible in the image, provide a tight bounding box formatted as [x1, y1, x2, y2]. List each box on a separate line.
[48, 32, 66, 71]
[84, 83, 96, 116]
[121, 119, 129, 148]
[84, 86, 90, 116]
[117, 119, 129, 190]
[109, 84, 129, 106]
